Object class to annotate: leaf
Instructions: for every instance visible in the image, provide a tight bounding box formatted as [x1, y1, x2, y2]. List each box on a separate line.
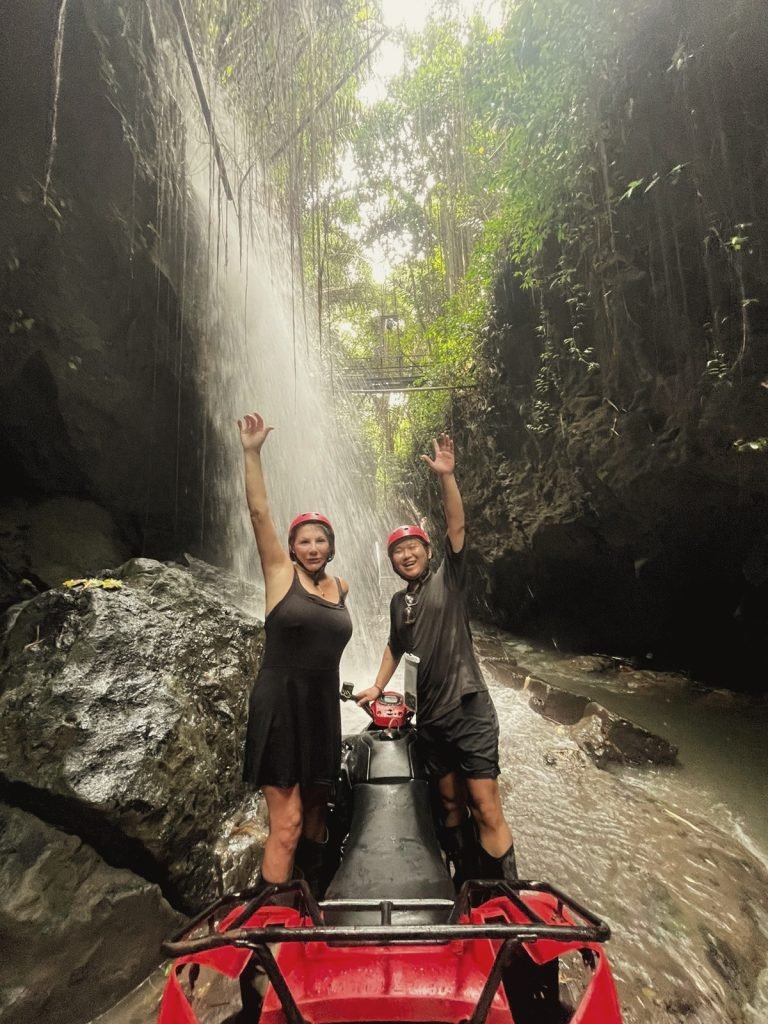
[62, 577, 123, 590]
[620, 178, 644, 201]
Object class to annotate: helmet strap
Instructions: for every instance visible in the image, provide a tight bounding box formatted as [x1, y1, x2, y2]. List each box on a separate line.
[409, 566, 432, 590]
[295, 559, 329, 586]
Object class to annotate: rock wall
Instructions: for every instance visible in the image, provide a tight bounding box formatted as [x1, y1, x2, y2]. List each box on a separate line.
[445, 0, 768, 690]
[0, 804, 183, 1024]
[0, 0, 212, 607]
[0, 7, 275, 1017]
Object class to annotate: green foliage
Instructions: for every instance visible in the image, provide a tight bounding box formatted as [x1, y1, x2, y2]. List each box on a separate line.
[185, 0, 382, 254]
[193, 0, 713, 501]
[312, 0, 643, 497]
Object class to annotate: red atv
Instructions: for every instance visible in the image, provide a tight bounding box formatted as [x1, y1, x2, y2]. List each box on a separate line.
[158, 690, 623, 1024]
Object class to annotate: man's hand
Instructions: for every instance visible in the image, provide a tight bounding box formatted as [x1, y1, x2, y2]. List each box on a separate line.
[354, 686, 381, 706]
[421, 433, 455, 476]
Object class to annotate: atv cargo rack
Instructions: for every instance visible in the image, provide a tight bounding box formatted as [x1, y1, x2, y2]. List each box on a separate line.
[162, 879, 613, 1024]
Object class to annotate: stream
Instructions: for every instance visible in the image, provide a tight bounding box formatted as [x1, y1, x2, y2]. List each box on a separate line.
[476, 628, 768, 1024]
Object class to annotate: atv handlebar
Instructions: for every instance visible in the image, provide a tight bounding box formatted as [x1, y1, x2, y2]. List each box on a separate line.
[340, 682, 374, 717]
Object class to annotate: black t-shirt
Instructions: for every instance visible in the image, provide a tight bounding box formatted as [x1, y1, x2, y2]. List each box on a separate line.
[388, 540, 487, 726]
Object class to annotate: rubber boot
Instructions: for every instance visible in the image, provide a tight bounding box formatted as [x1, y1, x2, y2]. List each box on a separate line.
[476, 842, 518, 882]
[244, 869, 298, 908]
[439, 812, 480, 890]
[245, 871, 283, 901]
[294, 835, 327, 900]
[235, 872, 280, 1019]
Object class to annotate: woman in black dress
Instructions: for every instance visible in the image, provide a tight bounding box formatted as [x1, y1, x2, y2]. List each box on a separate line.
[238, 412, 353, 889]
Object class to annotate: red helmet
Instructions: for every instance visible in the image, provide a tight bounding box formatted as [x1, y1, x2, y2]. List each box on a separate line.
[386, 525, 430, 556]
[289, 513, 335, 562]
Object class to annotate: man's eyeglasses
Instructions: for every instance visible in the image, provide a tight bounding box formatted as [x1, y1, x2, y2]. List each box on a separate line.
[404, 591, 418, 625]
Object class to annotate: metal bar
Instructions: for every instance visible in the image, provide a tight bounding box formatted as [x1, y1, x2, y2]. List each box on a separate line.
[497, 882, 549, 925]
[231, 923, 603, 943]
[449, 880, 549, 926]
[504, 880, 611, 935]
[166, 888, 261, 944]
[466, 939, 518, 1024]
[228, 881, 323, 929]
[322, 898, 455, 910]
[250, 946, 306, 1024]
[164, 920, 607, 957]
[163, 881, 612, 958]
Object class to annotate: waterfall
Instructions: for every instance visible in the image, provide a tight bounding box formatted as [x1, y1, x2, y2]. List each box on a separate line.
[42, 0, 70, 206]
[175, 102, 392, 684]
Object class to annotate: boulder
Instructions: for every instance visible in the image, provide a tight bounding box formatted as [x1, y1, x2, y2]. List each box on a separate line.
[0, 497, 132, 611]
[0, 557, 264, 908]
[0, 802, 182, 1024]
[491, 662, 678, 767]
[570, 708, 678, 769]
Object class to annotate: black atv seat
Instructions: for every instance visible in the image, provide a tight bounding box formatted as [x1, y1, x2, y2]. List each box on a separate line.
[324, 779, 455, 924]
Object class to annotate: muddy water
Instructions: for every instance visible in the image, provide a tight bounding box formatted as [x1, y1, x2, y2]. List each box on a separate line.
[93, 636, 768, 1024]
[475, 632, 768, 1024]
[490, 636, 768, 858]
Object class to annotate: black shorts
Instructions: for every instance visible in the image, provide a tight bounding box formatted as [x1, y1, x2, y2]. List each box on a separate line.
[417, 691, 500, 780]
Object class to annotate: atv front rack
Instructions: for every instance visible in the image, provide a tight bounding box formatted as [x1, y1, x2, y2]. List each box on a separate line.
[164, 878, 610, 956]
[162, 880, 613, 1024]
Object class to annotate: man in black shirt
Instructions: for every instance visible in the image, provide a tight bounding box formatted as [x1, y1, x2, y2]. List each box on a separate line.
[355, 434, 517, 882]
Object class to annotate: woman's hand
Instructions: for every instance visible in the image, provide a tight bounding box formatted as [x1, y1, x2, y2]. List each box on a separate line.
[354, 686, 381, 706]
[238, 412, 274, 452]
[421, 433, 455, 476]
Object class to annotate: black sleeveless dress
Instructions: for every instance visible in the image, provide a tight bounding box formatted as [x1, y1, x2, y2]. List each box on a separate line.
[243, 571, 353, 789]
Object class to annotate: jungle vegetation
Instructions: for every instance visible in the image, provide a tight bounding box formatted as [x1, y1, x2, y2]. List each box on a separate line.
[184, 0, 765, 498]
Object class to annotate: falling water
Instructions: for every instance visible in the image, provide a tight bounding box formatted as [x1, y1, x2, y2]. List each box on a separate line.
[178, 119, 391, 682]
[42, 0, 70, 207]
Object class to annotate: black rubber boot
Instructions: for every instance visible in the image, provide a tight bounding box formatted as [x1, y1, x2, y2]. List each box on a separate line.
[439, 813, 480, 890]
[476, 842, 518, 882]
[294, 835, 327, 900]
[244, 871, 283, 901]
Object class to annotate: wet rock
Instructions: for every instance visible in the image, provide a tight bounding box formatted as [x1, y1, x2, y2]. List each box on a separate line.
[495, 665, 678, 766]
[481, 659, 535, 689]
[570, 711, 678, 768]
[0, 497, 132, 609]
[0, 802, 183, 1024]
[178, 552, 264, 620]
[528, 682, 591, 726]
[621, 669, 690, 692]
[701, 930, 745, 988]
[559, 654, 619, 674]
[0, 557, 264, 908]
[543, 745, 589, 770]
[0, 0, 208, 562]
